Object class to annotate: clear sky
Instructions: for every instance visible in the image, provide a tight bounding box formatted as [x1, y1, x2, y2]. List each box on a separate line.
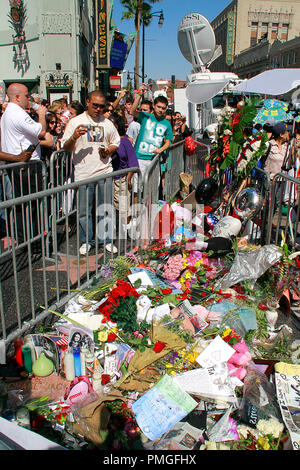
[112, 0, 230, 83]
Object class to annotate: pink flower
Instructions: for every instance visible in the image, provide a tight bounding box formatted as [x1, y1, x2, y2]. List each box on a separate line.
[227, 363, 247, 380]
[133, 331, 144, 339]
[227, 339, 251, 379]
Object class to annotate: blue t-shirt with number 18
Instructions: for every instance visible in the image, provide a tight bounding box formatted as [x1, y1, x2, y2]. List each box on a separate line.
[135, 111, 173, 160]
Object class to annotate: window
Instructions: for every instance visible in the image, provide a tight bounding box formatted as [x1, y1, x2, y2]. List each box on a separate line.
[261, 22, 268, 40]
[250, 21, 258, 46]
[281, 55, 285, 67]
[271, 23, 279, 39]
[281, 23, 289, 41]
[287, 53, 290, 66]
[293, 51, 297, 64]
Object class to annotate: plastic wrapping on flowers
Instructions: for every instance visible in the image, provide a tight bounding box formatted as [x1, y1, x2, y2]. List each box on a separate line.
[2, 233, 300, 452]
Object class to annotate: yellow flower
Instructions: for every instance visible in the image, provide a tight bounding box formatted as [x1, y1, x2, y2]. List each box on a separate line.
[186, 352, 198, 363]
[222, 328, 232, 339]
[258, 437, 270, 450]
[97, 330, 108, 342]
[165, 363, 173, 368]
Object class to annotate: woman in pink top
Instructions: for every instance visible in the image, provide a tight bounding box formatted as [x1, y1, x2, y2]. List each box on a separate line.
[265, 122, 289, 180]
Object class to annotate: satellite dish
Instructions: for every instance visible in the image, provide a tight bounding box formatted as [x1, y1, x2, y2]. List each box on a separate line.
[177, 13, 216, 72]
[185, 78, 230, 105]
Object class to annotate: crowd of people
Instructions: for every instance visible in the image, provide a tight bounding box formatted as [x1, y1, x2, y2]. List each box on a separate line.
[1, 81, 298, 257]
[0, 82, 190, 254]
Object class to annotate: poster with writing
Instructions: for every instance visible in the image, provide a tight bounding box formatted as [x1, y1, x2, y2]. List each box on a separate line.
[132, 374, 197, 441]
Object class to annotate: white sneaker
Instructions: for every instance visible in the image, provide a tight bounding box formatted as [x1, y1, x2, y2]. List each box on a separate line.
[79, 243, 91, 255]
[105, 243, 118, 254]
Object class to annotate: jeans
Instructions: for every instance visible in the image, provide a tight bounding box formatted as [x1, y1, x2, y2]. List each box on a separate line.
[78, 178, 115, 246]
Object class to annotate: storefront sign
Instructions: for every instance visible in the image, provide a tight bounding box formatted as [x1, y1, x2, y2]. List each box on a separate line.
[226, 11, 236, 66]
[109, 75, 121, 89]
[97, 0, 109, 68]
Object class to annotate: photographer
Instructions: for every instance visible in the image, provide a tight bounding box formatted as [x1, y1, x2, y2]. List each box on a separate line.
[173, 111, 191, 143]
[62, 90, 120, 256]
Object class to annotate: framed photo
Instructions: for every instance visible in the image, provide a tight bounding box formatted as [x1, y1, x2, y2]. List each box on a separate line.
[31, 334, 60, 374]
[47, 88, 72, 105]
[253, 359, 277, 377]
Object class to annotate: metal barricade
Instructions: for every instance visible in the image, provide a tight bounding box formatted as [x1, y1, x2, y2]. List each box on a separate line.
[185, 140, 210, 188]
[266, 172, 300, 250]
[242, 168, 271, 245]
[141, 155, 161, 246]
[213, 167, 271, 245]
[163, 141, 185, 201]
[0, 160, 48, 251]
[47, 151, 75, 258]
[0, 167, 141, 355]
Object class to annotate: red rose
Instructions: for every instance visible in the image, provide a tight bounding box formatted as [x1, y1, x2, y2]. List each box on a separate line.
[189, 266, 197, 273]
[153, 341, 167, 353]
[259, 302, 268, 311]
[161, 288, 172, 295]
[107, 332, 117, 342]
[101, 374, 111, 385]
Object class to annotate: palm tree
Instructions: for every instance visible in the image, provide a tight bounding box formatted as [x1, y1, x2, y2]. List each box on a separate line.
[120, 0, 163, 90]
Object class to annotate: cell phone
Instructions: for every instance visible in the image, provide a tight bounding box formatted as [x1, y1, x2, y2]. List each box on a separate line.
[26, 143, 38, 152]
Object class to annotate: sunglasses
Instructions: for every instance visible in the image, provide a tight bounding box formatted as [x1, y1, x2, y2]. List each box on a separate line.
[90, 103, 106, 109]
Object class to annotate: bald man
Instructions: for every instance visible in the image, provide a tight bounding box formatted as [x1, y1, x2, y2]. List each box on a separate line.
[1, 83, 46, 160]
[0, 83, 47, 244]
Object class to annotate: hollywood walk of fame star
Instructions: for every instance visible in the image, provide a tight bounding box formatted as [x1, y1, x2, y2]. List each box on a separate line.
[35, 253, 104, 285]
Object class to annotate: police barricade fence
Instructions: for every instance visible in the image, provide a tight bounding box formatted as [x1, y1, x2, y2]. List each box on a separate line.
[142, 140, 188, 246]
[163, 140, 185, 202]
[0, 159, 48, 252]
[0, 167, 142, 356]
[185, 140, 210, 189]
[266, 171, 300, 251]
[240, 167, 271, 246]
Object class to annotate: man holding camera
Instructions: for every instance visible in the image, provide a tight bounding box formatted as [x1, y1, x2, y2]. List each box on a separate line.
[62, 90, 120, 255]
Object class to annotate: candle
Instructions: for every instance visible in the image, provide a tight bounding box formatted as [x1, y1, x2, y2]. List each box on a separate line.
[80, 347, 88, 376]
[21, 345, 32, 374]
[64, 349, 75, 381]
[73, 347, 81, 377]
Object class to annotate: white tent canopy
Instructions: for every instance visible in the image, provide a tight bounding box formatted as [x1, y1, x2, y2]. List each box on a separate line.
[232, 68, 300, 96]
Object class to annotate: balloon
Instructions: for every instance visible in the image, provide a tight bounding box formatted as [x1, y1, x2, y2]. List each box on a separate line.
[195, 177, 218, 204]
[185, 136, 196, 156]
[234, 187, 263, 222]
[212, 216, 242, 238]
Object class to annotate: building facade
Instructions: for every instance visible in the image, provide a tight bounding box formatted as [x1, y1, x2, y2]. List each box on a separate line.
[233, 35, 300, 78]
[210, 0, 300, 74]
[0, 0, 101, 103]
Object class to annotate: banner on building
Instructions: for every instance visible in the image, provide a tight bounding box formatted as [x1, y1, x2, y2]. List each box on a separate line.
[123, 32, 137, 66]
[97, 0, 110, 68]
[226, 11, 236, 66]
[110, 39, 128, 69]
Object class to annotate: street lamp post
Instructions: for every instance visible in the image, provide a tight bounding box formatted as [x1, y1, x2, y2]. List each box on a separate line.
[127, 71, 146, 91]
[142, 10, 164, 84]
